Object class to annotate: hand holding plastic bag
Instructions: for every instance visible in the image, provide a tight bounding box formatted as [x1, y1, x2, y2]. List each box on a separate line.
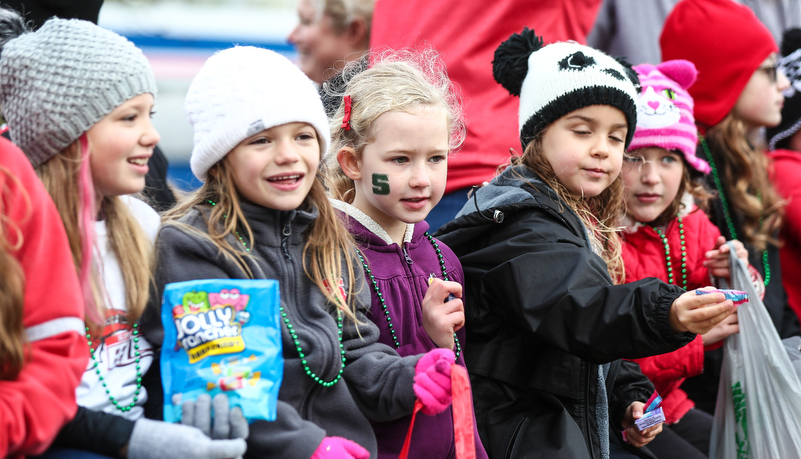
[709, 242, 801, 458]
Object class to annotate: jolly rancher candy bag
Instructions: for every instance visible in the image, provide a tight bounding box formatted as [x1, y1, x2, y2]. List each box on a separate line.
[161, 279, 283, 423]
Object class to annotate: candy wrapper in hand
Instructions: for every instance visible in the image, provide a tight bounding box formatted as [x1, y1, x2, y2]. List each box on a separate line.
[696, 288, 749, 305]
[161, 279, 283, 423]
[623, 392, 665, 442]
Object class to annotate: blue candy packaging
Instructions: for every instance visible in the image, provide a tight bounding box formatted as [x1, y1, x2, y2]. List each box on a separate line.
[161, 279, 283, 422]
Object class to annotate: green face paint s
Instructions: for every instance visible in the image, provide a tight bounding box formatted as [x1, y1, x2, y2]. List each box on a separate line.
[371, 174, 390, 195]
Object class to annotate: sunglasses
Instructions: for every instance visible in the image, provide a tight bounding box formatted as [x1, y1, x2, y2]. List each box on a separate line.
[758, 63, 778, 83]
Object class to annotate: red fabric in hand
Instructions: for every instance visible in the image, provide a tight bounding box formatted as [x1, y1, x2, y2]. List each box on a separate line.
[310, 437, 369, 459]
[413, 348, 454, 415]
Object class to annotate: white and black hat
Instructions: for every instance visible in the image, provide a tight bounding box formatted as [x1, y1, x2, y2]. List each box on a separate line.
[493, 28, 640, 149]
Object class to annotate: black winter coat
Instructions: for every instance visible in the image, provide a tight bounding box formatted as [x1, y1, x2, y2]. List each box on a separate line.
[436, 166, 694, 459]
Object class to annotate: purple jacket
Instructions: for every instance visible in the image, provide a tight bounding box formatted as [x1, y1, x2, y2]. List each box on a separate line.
[333, 201, 487, 459]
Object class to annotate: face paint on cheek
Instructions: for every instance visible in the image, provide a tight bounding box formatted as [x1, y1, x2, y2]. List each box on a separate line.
[371, 174, 390, 195]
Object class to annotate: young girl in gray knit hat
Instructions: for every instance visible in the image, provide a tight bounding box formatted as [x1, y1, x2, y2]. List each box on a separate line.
[0, 8, 247, 459]
[147, 45, 457, 459]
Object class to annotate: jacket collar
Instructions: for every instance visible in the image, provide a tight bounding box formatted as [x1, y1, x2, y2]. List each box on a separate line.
[330, 199, 417, 245]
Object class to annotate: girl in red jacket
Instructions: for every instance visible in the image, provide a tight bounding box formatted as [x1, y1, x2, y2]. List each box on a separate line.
[0, 136, 87, 458]
[619, 60, 746, 459]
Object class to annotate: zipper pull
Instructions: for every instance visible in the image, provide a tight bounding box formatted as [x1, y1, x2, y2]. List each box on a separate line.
[402, 244, 413, 265]
[281, 222, 292, 259]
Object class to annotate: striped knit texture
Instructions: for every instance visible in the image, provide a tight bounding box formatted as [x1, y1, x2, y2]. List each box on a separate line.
[629, 61, 710, 174]
[0, 17, 156, 167]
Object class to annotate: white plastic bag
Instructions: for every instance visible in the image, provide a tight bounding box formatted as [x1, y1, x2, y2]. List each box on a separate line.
[709, 242, 801, 458]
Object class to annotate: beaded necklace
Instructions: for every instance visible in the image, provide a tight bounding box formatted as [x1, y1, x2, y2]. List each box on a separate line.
[206, 200, 250, 252]
[652, 217, 688, 290]
[699, 136, 771, 286]
[86, 324, 141, 413]
[356, 231, 461, 362]
[207, 199, 345, 387]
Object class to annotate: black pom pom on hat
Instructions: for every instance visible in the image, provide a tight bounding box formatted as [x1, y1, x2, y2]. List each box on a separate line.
[492, 27, 544, 97]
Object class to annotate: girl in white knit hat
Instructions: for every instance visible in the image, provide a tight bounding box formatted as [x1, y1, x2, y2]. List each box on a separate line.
[148, 45, 457, 459]
[0, 8, 247, 459]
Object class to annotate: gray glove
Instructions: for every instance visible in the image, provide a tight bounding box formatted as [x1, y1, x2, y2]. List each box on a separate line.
[181, 393, 249, 440]
[127, 393, 248, 459]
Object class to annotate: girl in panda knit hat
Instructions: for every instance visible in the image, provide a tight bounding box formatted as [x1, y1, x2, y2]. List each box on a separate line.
[0, 7, 247, 459]
[436, 28, 737, 459]
[148, 45, 456, 459]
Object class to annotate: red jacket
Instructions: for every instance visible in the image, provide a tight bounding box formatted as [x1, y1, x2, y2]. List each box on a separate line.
[767, 149, 801, 322]
[621, 207, 720, 423]
[0, 138, 88, 458]
[370, 0, 603, 193]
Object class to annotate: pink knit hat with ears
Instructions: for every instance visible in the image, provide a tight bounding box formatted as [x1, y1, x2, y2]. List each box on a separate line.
[628, 59, 711, 174]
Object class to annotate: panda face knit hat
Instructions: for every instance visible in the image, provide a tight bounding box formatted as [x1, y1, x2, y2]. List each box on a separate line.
[629, 60, 711, 174]
[492, 28, 640, 150]
[185, 46, 330, 182]
[0, 15, 157, 167]
[660, 0, 778, 130]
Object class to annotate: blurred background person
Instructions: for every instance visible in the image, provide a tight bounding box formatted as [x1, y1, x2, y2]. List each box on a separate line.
[288, 0, 372, 85]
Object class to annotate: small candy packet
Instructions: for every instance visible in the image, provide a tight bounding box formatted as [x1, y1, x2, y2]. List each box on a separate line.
[623, 392, 665, 442]
[696, 288, 749, 305]
[161, 279, 283, 423]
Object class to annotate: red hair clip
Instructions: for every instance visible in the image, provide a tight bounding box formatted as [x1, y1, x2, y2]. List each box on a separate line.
[341, 95, 352, 131]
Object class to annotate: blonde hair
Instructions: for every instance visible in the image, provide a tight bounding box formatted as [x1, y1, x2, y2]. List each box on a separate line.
[517, 133, 626, 284]
[703, 114, 783, 250]
[36, 141, 153, 329]
[163, 144, 362, 323]
[0, 168, 27, 380]
[324, 49, 465, 202]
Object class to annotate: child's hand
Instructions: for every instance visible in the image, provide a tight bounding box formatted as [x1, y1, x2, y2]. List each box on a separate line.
[701, 309, 739, 346]
[621, 401, 663, 448]
[703, 236, 748, 278]
[422, 278, 465, 350]
[668, 288, 736, 334]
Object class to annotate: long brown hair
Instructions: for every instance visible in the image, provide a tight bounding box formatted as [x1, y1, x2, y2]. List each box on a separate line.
[703, 114, 783, 250]
[163, 153, 362, 323]
[0, 167, 27, 379]
[36, 141, 153, 327]
[517, 133, 626, 283]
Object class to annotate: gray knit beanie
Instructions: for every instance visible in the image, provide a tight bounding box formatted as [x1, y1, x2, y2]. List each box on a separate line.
[0, 12, 157, 167]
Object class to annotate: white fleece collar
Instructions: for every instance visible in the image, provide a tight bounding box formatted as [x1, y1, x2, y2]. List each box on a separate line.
[330, 199, 414, 245]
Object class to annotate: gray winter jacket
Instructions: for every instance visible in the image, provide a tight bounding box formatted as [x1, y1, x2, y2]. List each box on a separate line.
[150, 201, 420, 459]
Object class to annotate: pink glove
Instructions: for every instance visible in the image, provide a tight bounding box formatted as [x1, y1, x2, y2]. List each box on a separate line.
[310, 436, 369, 459]
[413, 348, 454, 415]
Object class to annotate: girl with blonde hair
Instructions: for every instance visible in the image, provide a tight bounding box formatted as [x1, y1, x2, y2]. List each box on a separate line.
[0, 9, 246, 459]
[324, 49, 487, 458]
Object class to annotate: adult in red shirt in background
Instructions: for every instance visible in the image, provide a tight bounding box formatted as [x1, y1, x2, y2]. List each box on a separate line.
[370, 0, 603, 232]
[767, 28, 801, 323]
[0, 136, 87, 458]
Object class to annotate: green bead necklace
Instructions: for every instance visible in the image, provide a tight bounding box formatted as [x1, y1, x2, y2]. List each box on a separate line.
[206, 200, 250, 252]
[652, 217, 688, 289]
[699, 136, 771, 286]
[355, 232, 461, 362]
[281, 306, 346, 387]
[86, 324, 142, 412]
[208, 200, 344, 386]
